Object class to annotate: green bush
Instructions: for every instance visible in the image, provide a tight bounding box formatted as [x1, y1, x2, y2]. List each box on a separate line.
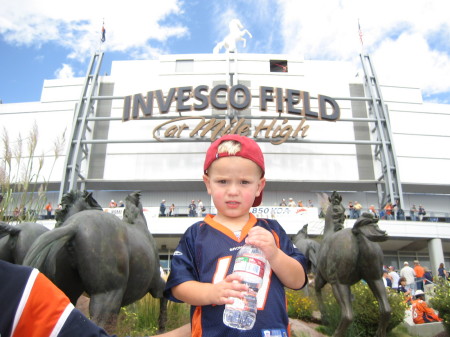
[429, 279, 450, 334]
[317, 282, 407, 337]
[286, 288, 316, 321]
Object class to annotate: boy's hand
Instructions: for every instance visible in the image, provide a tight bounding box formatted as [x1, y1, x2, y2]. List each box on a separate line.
[245, 226, 279, 261]
[208, 273, 248, 305]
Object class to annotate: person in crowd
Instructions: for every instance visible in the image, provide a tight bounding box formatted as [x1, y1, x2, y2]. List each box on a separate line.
[307, 200, 314, 207]
[368, 204, 377, 217]
[169, 203, 175, 217]
[118, 200, 125, 207]
[423, 267, 435, 299]
[164, 134, 307, 336]
[44, 202, 53, 219]
[297, 199, 304, 207]
[400, 261, 416, 294]
[382, 269, 392, 288]
[388, 266, 400, 291]
[188, 200, 197, 217]
[438, 262, 448, 279]
[109, 200, 117, 208]
[288, 197, 296, 207]
[348, 201, 355, 218]
[279, 198, 287, 206]
[160, 199, 166, 217]
[397, 276, 413, 305]
[384, 202, 394, 220]
[411, 290, 442, 324]
[353, 201, 362, 218]
[413, 260, 425, 291]
[197, 199, 205, 217]
[410, 204, 418, 221]
[418, 205, 426, 221]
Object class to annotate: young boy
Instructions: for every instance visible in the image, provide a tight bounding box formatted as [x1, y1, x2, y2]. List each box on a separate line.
[164, 134, 307, 337]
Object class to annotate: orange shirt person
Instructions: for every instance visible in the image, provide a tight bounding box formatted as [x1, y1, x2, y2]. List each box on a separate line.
[411, 290, 442, 324]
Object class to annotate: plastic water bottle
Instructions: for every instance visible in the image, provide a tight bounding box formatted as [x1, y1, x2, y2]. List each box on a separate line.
[223, 244, 266, 330]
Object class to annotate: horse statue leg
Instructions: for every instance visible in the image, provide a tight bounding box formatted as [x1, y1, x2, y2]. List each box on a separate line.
[89, 288, 125, 333]
[331, 283, 353, 337]
[366, 278, 391, 337]
[314, 273, 328, 324]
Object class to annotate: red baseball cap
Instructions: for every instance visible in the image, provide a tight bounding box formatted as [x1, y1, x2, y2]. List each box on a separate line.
[204, 134, 265, 207]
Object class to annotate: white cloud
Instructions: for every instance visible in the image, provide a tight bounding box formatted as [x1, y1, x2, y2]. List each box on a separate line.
[275, 0, 450, 101]
[0, 0, 187, 61]
[55, 64, 74, 79]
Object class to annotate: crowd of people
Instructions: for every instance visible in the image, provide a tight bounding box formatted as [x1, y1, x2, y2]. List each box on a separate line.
[382, 260, 448, 324]
[344, 200, 427, 221]
[279, 198, 314, 207]
[159, 199, 206, 217]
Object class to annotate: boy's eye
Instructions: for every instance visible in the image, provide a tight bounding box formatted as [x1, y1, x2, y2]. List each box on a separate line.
[241, 180, 250, 185]
[217, 179, 227, 184]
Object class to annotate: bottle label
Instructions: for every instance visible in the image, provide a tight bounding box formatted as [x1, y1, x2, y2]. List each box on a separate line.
[234, 255, 265, 278]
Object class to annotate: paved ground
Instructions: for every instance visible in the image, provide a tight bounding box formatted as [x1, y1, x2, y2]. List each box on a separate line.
[289, 318, 327, 337]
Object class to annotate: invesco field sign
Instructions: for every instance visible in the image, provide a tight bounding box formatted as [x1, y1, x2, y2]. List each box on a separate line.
[122, 84, 340, 144]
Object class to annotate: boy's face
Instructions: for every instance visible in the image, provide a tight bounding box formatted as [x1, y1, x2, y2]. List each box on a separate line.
[203, 156, 265, 223]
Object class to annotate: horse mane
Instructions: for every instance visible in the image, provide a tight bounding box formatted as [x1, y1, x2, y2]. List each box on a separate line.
[122, 191, 145, 226]
[55, 190, 103, 226]
[0, 222, 21, 239]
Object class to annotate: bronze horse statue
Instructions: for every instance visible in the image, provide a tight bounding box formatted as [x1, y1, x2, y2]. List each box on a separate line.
[0, 222, 49, 264]
[292, 224, 321, 274]
[315, 191, 391, 337]
[24, 190, 167, 332]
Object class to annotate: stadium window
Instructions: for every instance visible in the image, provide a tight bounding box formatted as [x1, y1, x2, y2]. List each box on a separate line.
[176, 59, 194, 72]
[270, 60, 288, 73]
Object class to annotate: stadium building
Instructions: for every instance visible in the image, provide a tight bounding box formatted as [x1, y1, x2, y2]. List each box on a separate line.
[0, 50, 449, 274]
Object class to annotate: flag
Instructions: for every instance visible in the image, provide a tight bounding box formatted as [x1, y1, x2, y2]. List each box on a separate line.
[358, 19, 363, 45]
[101, 24, 106, 43]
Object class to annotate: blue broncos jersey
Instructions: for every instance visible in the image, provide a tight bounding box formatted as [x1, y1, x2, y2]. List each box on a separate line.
[164, 213, 307, 337]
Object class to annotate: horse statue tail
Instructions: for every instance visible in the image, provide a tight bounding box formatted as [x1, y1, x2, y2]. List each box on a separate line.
[0, 222, 21, 239]
[23, 225, 76, 278]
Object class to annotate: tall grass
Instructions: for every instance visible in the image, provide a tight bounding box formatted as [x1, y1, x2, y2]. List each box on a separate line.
[0, 123, 66, 222]
[114, 294, 190, 337]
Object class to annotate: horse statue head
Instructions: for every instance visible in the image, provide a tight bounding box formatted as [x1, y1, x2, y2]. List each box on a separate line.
[324, 191, 346, 236]
[213, 18, 252, 54]
[55, 190, 103, 227]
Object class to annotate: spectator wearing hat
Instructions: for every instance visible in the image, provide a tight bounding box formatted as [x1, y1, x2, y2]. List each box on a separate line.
[287, 198, 296, 207]
[400, 261, 416, 294]
[411, 290, 442, 324]
[109, 200, 117, 208]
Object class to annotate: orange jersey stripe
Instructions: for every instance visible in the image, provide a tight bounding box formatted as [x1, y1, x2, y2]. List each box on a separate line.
[191, 306, 202, 337]
[12, 272, 72, 337]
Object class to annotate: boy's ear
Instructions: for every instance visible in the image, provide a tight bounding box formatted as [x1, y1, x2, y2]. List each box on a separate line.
[203, 174, 212, 194]
[257, 177, 266, 197]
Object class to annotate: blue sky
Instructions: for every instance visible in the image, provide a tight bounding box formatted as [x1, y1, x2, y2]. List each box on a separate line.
[1, 0, 450, 104]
